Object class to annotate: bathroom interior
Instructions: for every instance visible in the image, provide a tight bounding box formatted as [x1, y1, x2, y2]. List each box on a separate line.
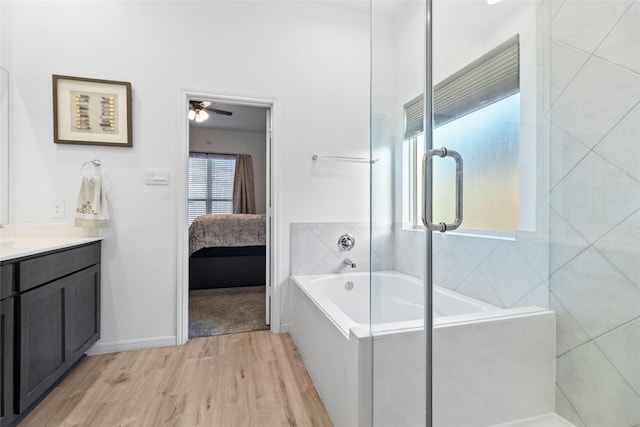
[1, 0, 639, 426]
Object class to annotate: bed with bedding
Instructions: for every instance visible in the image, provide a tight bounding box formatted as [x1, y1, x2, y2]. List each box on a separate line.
[189, 214, 266, 290]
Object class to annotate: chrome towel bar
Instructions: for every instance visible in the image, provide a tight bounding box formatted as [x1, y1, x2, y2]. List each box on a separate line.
[312, 154, 379, 164]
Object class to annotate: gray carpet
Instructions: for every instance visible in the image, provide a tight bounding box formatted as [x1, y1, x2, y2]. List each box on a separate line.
[188, 286, 269, 338]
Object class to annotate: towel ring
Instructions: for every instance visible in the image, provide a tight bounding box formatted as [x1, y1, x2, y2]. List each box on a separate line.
[80, 159, 103, 177]
[79, 159, 112, 192]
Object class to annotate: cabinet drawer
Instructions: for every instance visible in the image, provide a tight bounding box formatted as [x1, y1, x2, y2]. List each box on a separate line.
[19, 243, 100, 292]
[1, 264, 13, 299]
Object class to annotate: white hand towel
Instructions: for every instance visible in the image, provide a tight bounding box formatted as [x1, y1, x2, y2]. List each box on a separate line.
[74, 176, 110, 228]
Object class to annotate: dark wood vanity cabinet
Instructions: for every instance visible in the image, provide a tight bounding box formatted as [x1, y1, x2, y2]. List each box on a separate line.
[0, 241, 101, 425]
[1, 264, 15, 427]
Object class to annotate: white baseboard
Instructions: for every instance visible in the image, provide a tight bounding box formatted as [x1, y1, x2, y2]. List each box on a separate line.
[279, 323, 291, 333]
[87, 335, 177, 356]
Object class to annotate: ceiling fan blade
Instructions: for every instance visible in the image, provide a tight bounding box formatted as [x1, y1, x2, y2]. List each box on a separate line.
[190, 100, 233, 116]
[207, 108, 233, 116]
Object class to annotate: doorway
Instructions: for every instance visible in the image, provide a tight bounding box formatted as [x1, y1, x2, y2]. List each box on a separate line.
[176, 92, 276, 344]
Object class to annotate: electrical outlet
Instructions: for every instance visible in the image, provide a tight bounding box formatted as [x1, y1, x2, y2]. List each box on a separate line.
[52, 200, 65, 218]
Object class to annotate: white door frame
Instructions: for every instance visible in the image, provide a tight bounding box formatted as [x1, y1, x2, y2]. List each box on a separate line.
[176, 89, 280, 345]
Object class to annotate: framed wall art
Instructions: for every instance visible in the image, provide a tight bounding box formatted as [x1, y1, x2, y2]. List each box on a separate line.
[53, 75, 132, 147]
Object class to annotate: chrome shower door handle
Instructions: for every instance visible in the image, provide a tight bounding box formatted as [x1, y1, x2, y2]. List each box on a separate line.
[422, 147, 463, 232]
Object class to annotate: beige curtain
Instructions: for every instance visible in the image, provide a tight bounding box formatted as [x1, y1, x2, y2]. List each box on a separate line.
[233, 154, 256, 214]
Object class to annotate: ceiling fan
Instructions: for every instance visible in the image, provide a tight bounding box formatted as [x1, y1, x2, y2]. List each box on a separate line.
[188, 101, 233, 123]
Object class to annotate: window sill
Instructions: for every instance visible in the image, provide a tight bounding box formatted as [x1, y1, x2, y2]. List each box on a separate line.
[400, 224, 516, 241]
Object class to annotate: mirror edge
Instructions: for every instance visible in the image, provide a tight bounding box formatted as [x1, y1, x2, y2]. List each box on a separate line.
[0, 66, 9, 225]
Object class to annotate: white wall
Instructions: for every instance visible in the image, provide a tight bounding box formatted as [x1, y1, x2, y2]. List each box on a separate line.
[4, 1, 370, 348]
[189, 127, 267, 215]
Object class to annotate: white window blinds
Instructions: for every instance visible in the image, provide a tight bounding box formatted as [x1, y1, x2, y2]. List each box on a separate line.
[188, 152, 236, 223]
[404, 35, 520, 139]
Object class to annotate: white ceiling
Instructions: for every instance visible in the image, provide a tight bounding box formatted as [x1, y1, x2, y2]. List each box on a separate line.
[189, 102, 268, 133]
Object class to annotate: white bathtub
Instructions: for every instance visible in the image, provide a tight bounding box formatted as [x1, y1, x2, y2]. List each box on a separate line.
[290, 271, 556, 427]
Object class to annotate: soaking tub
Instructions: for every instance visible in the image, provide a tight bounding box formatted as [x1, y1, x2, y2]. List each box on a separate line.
[290, 271, 555, 427]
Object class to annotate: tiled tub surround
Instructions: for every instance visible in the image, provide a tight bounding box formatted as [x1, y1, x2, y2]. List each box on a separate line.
[290, 222, 393, 275]
[548, 0, 640, 425]
[290, 271, 556, 427]
[291, 222, 550, 311]
[393, 227, 551, 311]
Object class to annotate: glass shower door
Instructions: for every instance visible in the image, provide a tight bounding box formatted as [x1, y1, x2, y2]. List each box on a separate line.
[370, 0, 553, 425]
[429, 1, 553, 425]
[370, 0, 428, 425]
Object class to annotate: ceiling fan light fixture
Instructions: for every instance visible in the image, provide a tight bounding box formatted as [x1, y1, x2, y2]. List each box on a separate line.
[188, 100, 231, 122]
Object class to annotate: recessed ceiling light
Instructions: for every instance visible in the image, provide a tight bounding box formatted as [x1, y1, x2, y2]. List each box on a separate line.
[487, 0, 502, 4]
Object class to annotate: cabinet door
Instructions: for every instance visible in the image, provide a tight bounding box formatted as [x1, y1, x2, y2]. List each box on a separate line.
[0, 264, 13, 299]
[19, 278, 69, 413]
[68, 265, 101, 361]
[1, 297, 15, 426]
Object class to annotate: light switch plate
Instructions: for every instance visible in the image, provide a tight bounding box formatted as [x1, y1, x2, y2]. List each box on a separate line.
[145, 168, 170, 185]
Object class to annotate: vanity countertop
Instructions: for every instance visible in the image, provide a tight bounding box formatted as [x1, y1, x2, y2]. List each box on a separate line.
[0, 236, 104, 262]
[0, 223, 104, 262]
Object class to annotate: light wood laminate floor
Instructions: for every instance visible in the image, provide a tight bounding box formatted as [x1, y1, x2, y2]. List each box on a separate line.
[19, 331, 333, 427]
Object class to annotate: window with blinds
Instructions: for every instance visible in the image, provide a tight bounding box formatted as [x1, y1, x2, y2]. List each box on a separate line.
[403, 35, 521, 232]
[188, 153, 236, 224]
[404, 35, 520, 138]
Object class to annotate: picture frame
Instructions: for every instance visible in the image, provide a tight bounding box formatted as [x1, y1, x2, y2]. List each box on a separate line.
[53, 75, 132, 147]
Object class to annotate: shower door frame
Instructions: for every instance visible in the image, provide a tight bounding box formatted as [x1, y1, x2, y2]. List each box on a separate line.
[424, 1, 434, 425]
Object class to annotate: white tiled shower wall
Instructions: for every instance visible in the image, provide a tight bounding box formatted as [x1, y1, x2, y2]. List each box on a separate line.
[548, 0, 640, 425]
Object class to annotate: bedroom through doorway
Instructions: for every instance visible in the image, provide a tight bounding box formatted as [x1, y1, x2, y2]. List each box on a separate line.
[186, 100, 271, 339]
